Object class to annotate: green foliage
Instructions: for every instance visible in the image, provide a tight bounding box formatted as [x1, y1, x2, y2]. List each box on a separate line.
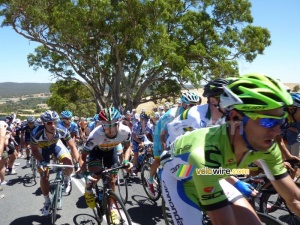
[47, 80, 96, 117]
[0, 0, 271, 110]
[0, 98, 48, 114]
[0, 82, 51, 98]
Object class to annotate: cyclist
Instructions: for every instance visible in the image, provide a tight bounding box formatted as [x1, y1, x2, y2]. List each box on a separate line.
[161, 74, 300, 225]
[86, 114, 101, 136]
[81, 107, 131, 225]
[167, 78, 229, 145]
[30, 110, 80, 216]
[131, 112, 152, 176]
[21, 116, 37, 168]
[147, 92, 200, 197]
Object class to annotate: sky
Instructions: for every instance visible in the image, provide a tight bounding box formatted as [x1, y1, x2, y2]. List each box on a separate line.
[0, 0, 299, 83]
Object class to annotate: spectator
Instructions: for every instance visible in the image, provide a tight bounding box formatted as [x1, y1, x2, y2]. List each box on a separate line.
[0, 121, 9, 188]
[158, 105, 165, 117]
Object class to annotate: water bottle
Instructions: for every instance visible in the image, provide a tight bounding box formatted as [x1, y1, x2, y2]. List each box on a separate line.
[138, 154, 144, 165]
[98, 188, 103, 202]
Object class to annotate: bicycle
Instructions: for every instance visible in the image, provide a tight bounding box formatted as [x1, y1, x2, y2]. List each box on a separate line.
[130, 141, 154, 176]
[141, 162, 162, 201]
[46, 163, 74, 224]
[116, 167, 128, 205]
[30, 154, 38, 182]
[258, 160, 300, 225]
[87, 164, 132, 225]
[162, 196, 284, 225]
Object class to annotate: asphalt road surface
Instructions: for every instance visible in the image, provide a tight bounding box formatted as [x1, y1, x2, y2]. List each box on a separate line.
[0, 157, 297, 225]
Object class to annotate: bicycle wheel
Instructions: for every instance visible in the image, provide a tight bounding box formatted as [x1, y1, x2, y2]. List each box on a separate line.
[51, 181, 60, 224]
[31, 157, 37, 182]
[116, 168, 128, 204]
[141, 162, 161, 201]
[92, 190, 103, 224]
[257, 212, 284, 225]
[260, 186, 300, 225]
[105, 190, 132, 225]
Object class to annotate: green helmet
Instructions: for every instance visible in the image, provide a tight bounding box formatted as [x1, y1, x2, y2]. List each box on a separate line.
[220, 74, 293, 111]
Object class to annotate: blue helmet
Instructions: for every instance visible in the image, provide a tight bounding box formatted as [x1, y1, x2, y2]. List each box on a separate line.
[180, 92, 200, 104]
[291, 92, 300, 107]
[93, 114, 99, 122]
[41, 110, 60, 122]
[61, 110, 73, 118]
[26, 116, 36, 123]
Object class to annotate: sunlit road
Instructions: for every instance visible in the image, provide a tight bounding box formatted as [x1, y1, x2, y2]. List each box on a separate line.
[0, 157, 165, 225]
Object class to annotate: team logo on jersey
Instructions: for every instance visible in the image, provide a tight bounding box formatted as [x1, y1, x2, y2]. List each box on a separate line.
[176, 164, 195, 178]
[203, 186, 215, 193]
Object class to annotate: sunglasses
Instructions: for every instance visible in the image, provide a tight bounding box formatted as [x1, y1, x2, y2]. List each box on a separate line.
[63, 118, 71, 120]
[101, 122, 119, 128]
[243, 112, 287, 129]
[46, 121, 58, 126]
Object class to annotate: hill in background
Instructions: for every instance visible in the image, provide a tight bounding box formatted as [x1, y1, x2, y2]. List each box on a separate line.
[0, 82, 52, 98]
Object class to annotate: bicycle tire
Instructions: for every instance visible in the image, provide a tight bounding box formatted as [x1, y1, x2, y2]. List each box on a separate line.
[105, 190, 132, 225]
[257, 212, 284, 225]
[51, 181, 60, 224]
[31, 157, 37, 182]
[141, 162, 161, 201]
[117, 168, 128, 204]
[92, 190, 103, 224]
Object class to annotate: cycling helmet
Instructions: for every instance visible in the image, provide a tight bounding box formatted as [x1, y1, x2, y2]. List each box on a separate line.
[93, 114, 99, 122]
[5, 115, 14, 123]
[290, 92, 300, 107]
[36, 118, 43, 124]
[40, 110, 60, 122]
[73, 116, 79, 121]
[99, 107, 121, 121]
[61, 110, 73, 118]
[154, 112, 160, 119]
[26, 116, 36, 123]
[180, 92, 200, 104]
[220, 74, 293, 111]
[140, 112, 150, 120]
[203, 78, 229, 98]
[15, 119, 21, 124]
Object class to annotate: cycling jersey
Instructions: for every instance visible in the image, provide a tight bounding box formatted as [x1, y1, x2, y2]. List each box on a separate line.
[167, 104, 225, 145]
[21, 124, 37, 142]
[153, 106, 185, 157]
[30, 124, 72, 162]
[162, 123, 287, 212]
[58, 120, 79, 136]
[131, 121, 152, 153]
[83, 122, 131, 152]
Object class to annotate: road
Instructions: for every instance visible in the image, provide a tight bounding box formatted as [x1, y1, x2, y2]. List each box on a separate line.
[0, 157, 297, 225]
[0, 157, 165, 225]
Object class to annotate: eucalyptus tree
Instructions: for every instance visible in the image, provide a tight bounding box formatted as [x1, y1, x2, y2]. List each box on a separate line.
[0, 0, 271, 110]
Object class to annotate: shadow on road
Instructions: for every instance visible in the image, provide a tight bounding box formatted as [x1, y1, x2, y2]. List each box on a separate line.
[128, 194, 164, 225]
[9, 214, 65, 225]
[73, 214, 99, 225]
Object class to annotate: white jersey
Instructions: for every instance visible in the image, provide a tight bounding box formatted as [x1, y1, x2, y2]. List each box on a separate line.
[167, 104, 225, 145]
[83, 122, 131, 152]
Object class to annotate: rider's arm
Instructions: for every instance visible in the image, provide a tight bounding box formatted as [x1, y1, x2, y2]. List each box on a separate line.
[275, 135, 299, 161]
[80, 150, 88, 173]
[160, 129, 167, 150]
[271, 175, 300, 217]
[30, 143, 44, 162]
[67, 138, 80, 163]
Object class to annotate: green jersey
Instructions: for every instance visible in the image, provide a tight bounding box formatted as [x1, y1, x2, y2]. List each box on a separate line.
[168, 123, 287, 211]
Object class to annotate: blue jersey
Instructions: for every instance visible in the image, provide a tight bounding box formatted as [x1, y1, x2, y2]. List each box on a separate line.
[58, 120, 79, 136]
[286, 122, 300, 145]
[30, 124, 71, 150]
[132, 121, 152, 140]
[153, 107, 184, 153]
[87, 121, 97, 132]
